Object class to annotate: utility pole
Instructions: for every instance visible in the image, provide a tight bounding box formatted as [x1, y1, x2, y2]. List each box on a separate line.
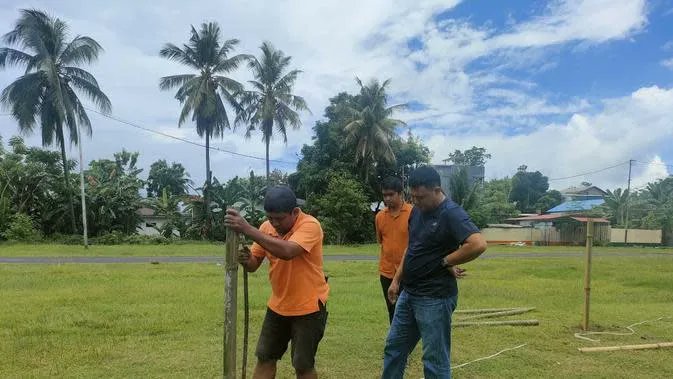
[624, 159, 634, 244]
[76, 123, 89, 248]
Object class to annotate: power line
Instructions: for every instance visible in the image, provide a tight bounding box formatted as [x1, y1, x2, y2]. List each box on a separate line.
[83, 107, 299, 165]
[548, 162, 630, 181]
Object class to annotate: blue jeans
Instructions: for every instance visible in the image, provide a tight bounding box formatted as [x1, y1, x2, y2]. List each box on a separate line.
[382, 290, 457, 379]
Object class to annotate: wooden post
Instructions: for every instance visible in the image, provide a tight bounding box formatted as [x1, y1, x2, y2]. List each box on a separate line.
[583, 219, 594, 331]
[224, 229, 239, 378]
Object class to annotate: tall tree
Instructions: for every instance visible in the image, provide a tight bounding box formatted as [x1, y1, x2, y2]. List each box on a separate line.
[0, 9, 111, 233]
[344, 78, 405, 183]
[159, 22, 247, 238]
[509, 165, 550, 213]
[449, 166, 480, 211]
[240, 41, 309, 180]
[444, 146, 491, 166]
[604, 188, 629, 226]
[146, 159, 191, 197]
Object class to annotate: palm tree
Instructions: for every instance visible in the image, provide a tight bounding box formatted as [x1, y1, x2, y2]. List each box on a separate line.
[344, 78, 406, 182]
[0, 9, 111, 233]
[604, 188, 629, 226]
[159, 22, 247, 238]
[239, 42, 309, 180]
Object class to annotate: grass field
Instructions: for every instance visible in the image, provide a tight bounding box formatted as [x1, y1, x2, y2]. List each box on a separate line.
[1, 246, 673, 378]
[1, 242, 672, 257]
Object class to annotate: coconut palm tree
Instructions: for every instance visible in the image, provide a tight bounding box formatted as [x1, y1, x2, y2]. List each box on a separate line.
[239, 41, 309, 180]
[0, 9, 111, 233]
[344, 77, 406, 182]
[159, 22, 247, 238]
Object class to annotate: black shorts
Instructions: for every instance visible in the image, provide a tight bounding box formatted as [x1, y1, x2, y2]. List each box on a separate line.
[255, 301, 328, 371]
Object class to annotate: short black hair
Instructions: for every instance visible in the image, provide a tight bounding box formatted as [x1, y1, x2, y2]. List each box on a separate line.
[408, 166, 441, 189]
[264, 186, 298, 213]
[381, 176, 403, 193]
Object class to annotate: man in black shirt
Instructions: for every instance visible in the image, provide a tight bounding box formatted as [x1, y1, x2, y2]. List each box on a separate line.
[382, 166, 487, 379]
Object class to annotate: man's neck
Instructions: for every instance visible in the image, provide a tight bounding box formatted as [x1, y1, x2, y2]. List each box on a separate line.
[388, 201, 403, 212]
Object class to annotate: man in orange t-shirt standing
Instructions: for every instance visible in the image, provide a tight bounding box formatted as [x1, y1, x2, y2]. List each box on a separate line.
[225, 186, 329, 379]
[376, 177, 413, 323]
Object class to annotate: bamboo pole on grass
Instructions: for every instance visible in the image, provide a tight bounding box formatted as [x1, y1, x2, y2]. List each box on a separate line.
[457, 307, 536, 321]
[453, 319, 539, 327]
[579, 342, 673, 353]
[224, 228, 239, 378]
[583, 220, 594, 331]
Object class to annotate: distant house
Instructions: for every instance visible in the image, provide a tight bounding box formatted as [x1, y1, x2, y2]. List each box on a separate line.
[432, 165, 485, 199]
[546, 185, 607, 214]
[136, 207, 166, 236]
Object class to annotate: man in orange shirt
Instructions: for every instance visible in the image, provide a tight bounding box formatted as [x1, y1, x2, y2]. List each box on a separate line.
[225, 186, 329, 379]
[376, 177, 465, 324]
[376, 177, 413, 323]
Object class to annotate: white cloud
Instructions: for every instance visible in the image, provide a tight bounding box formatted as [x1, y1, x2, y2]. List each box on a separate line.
[0, 0, 664, 191]
[661, 58, 673, 70]
[425, 86, 673, 190]
[631, 156, 670, 190]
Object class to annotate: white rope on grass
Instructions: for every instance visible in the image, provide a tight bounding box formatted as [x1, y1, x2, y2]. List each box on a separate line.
[452, 343, 528, 370]
[574, 316, 672, 343]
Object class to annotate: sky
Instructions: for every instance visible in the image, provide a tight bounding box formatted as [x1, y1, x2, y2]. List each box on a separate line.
[1, 0, 672, 193]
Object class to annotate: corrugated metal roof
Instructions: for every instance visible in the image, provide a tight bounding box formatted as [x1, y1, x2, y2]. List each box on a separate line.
[506, 214, 608, 223]
[546, 199, 605, 213]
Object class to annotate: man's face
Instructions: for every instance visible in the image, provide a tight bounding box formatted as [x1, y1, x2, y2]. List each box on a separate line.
[410, 185, 439, 212]
[382, 189, 403, 208]
[266, 208, 299, 235]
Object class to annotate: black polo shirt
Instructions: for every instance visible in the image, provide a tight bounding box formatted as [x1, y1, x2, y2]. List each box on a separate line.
[401, 198, 480, 298]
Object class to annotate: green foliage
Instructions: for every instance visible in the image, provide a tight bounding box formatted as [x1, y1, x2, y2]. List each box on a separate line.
[449, 166, 480, 211]
[3, 213, 42, 242]
[0, 136, 76, 235]
[85, 150, 144, 236]
[534, 189, 564, 213]
[343, 78, 405, 182]
[603, 188, 629, 226]
[1, 9, 111, 233]
[509, 165, 550, 213]
[291, 93, 429, 202]
[444, 146, 491, 166]
[469, 177, 519, 228]
[308, 173, 373, 244]
[146, 160, 191, 197]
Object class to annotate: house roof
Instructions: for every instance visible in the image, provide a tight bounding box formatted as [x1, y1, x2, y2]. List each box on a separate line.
[560, 185, 607, 196]
[506, 213, 608, 223]
[546, 199, 605, 213]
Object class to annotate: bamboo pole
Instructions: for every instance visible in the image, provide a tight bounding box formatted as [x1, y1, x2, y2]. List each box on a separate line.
[453, 319, 539, 327]
[579, 342, 673, 353]
[457, 308, 536, 321]
[583, 220, 594, 331]
[455, 308, 518, 314]
[223, 229, 239, 378]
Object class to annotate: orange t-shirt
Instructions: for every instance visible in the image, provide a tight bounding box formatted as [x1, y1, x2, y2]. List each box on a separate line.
[375, 202, 412, 279]
[250, 211, 330, 316]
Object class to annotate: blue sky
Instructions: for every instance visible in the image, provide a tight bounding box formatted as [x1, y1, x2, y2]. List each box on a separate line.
[1, 0, 672, 190]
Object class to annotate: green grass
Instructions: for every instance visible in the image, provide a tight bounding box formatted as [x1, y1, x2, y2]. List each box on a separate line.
[0, 242, 378, 257]
[1, 242, 672, 258]
[2, 253, 673, 377]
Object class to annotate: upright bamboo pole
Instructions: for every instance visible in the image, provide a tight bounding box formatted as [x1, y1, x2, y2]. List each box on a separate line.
[583, 220, 594, 331]
[224, 229, 239, 378]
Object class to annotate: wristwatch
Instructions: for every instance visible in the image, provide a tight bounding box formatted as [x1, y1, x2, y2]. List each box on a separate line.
[441, 257, 452, 268]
